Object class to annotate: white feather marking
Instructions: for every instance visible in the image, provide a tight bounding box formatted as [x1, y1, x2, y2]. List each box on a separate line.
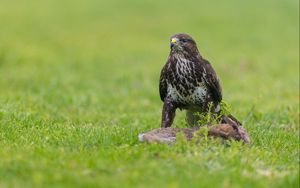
[167, 84, 207, 103]
[214, 104, 221, 112]
[168, 84, 180, 101]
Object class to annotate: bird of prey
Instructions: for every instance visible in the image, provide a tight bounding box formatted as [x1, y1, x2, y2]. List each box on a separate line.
[159, 33, 241, 128]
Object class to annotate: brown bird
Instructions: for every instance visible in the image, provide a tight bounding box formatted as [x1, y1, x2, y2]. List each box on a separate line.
[159, 33, 241, 128]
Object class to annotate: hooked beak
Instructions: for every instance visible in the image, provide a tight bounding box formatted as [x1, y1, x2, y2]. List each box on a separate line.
[170, 38, 178, 49]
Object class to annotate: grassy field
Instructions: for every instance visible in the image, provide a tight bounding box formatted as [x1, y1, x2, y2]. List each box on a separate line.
[0, 0, 299, 187]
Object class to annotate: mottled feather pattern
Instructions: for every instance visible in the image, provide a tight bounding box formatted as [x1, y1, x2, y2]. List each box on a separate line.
[160, 52, 219, 112]
[159, 33, 229, 128]
[166, 54, 208, 107]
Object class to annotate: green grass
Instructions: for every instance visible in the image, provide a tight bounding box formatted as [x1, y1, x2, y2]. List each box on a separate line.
[0, 0, 299, 187]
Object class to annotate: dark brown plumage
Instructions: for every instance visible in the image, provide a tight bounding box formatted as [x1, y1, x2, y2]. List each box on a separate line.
[159, 33, 241, 128]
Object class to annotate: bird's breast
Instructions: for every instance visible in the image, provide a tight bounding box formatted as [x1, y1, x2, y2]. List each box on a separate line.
[168, 78, 208, 105]
[167, 83, 207, 103]
[166, 55, 208, 106]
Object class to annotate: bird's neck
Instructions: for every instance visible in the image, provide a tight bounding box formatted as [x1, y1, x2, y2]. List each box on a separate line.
[170, 50, 202, 62]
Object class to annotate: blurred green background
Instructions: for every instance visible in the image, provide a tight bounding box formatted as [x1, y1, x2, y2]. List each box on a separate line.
[0, 0, 299, 187]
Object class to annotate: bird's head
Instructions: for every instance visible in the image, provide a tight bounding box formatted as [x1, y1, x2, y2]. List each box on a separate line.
[170, 33, 200, 56]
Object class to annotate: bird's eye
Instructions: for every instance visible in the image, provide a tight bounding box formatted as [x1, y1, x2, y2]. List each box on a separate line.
[181, 39, 187, 43]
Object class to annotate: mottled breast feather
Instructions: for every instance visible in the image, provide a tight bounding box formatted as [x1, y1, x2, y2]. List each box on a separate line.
[159, 51, 222, 110]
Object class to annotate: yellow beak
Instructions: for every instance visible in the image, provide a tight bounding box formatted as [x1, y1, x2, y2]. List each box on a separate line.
[171, 38, 177, 43]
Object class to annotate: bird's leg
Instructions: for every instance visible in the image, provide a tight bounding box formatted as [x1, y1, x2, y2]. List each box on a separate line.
[161, 98, 176, 128]
[186, 110, 201, 126]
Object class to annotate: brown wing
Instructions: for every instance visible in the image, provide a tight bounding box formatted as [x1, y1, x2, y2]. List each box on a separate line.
[159, 64, 168, 102]
[202, 59, 222, 103]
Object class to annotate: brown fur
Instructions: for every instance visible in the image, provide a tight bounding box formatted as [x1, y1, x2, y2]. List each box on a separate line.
[139, 124, 251, 144]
